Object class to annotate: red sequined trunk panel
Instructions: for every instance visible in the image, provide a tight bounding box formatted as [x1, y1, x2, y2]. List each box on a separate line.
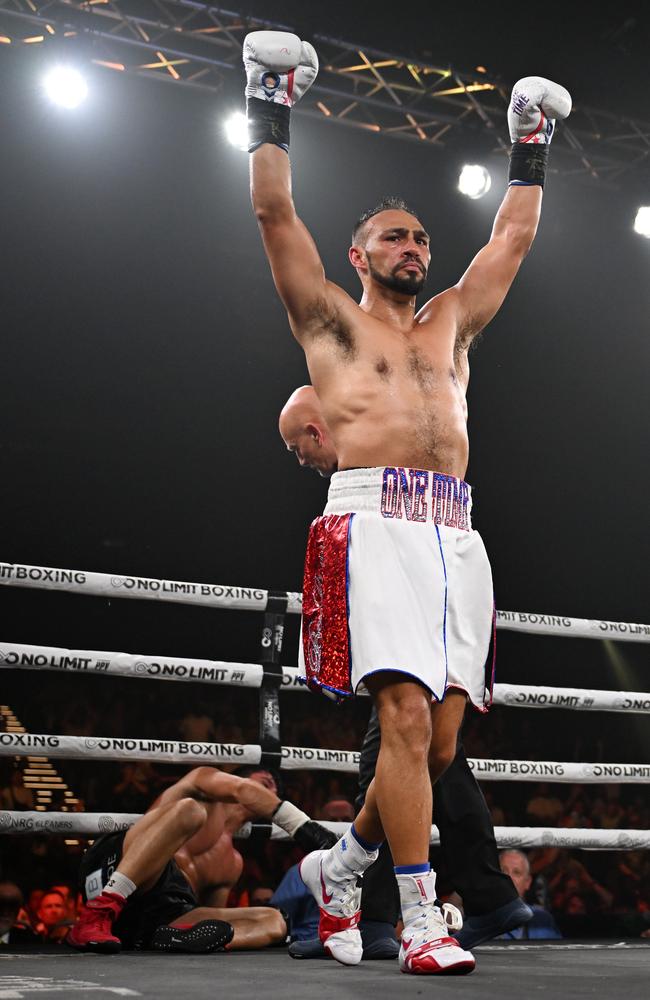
[301, 513, 353, 698]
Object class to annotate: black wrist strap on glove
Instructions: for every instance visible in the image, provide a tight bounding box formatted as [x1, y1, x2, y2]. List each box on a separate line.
[247, 97, 291, 153]
[508, 142, 549, 188]
[271, 800, 339, 851]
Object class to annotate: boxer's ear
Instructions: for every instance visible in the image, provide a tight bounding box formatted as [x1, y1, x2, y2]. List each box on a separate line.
[306, 422, 322, 444]
[349, 245, 366, 271]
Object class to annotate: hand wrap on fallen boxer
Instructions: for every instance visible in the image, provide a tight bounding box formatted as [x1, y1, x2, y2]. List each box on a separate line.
[272, 800, 338, 851]
[507, 76, 572, 188]
[243, 30, 318, 153]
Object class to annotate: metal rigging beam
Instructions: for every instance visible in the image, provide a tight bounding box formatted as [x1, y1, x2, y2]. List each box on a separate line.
[1, 0, 649, 183]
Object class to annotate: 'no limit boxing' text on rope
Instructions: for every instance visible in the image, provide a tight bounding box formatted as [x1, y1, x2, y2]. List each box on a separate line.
[1, 732, 649, 783]
[2, 812, 649, 851]
[3, 642, 650, 713]
[1, 562, 648, 641]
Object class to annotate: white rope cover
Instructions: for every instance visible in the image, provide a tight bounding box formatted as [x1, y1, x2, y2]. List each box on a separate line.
[0, 562, 302, 615]
[1, 733, 649, 783]
[0, 642, 264, 688]
[3, 643, 650, 714]
[494, 610, 650, 642]
[265, 824, 650, 852]
[1, 562, 648, 641]
[1, 812, 648, 851]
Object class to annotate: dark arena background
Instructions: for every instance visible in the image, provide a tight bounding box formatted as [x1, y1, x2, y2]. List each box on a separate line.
[1, 1, 649, 997]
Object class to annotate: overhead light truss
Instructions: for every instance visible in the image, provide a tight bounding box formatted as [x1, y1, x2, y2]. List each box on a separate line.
[1, 0, 649, 182]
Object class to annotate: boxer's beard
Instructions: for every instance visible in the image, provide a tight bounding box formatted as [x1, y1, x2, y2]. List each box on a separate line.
[367, 253, 427, 296]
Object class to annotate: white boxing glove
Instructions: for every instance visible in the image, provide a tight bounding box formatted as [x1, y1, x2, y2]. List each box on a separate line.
[243, 30, 318, 109]
[507, 76, 571, 187]
[508, 76, 572, 146]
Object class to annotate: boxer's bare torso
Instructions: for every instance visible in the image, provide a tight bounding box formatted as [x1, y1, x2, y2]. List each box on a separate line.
[175, 803, 245, 906]
[147, 766, 277, 906]
[250, 146, 541, 472]
[303, 286, 470, 478]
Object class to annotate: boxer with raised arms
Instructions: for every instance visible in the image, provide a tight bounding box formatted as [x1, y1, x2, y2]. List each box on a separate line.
[244, 31, 570, 975]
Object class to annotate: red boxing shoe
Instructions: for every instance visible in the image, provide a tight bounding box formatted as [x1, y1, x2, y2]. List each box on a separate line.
[399, 905, 475, 976]
[67, 891, 125, 953]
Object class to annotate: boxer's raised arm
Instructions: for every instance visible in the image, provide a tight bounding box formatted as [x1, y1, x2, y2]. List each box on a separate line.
[250, 144, 329, 338]
[452, 77, 571, 345]
[453, 184, 542, 342]
[244, 31, 336, 342]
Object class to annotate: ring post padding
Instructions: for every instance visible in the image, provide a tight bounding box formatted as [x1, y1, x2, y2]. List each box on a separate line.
[258, 592, 288, 772]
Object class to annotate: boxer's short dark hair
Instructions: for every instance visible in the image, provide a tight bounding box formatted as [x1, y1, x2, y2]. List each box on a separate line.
[232, 764, 284, 798]
[352, 195, 421, 245]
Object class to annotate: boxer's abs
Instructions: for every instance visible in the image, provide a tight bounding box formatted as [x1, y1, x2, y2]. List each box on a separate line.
[328, 378, 470, 480]
[309, 317, 471, 478]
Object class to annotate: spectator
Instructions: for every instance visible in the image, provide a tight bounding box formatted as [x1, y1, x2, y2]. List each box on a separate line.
[549, 857, 613, 915]
[177, 710, 216, 743]
[250, 885, 275, 906]
[111, 763, 157, 812]
[50, 883, 79, 922]
[601, 800, 625, 830]
[270, 866, 319, 942]
[319, 799, 355, 823]
[0, 882, 42, 945]
[0, 769, 35, 811]
[483, 789, 506, 827]
[498, 850, 562, 940]
[37, 890, 70, 942]
[525, 784, 564, 825]
[25, 889, 45, 928]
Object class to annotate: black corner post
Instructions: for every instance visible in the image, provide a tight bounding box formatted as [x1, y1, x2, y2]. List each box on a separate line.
[258, 591, 288, 773]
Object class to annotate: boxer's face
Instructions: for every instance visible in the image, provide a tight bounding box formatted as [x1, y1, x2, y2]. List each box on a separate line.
[247, 769, 278, 795]
[356, 210, 430, 296]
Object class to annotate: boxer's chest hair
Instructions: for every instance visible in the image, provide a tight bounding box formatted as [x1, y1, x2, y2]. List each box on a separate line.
[373, 345, 461, 396]
[311, 298, 465, 392]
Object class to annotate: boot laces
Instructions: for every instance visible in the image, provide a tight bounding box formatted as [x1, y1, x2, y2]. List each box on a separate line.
[407, 903, 451, 948]
[326, 862, 361, 917]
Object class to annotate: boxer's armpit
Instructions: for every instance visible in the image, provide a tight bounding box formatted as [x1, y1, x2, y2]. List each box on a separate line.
[302, 296, 357, 358]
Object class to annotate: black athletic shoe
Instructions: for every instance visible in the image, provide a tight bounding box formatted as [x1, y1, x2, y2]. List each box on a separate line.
[454, 898, 533, 949]
[150, 919, 234, 954]
[288, 937, 328, 959]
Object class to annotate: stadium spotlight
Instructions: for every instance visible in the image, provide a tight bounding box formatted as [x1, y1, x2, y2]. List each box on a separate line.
[224, 112, 249, 151]
[458, 164, 492, 200]
[43, 66, 88, 109]
[633, 206, 650, 238]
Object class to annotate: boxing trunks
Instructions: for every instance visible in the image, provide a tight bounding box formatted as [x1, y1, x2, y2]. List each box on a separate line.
[79, 831, 197, 949]
[299, 466, 495, 708]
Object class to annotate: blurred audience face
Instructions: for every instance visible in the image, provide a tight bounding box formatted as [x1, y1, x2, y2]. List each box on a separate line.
[250, 886, 274, 906]
[37, 891, 66, 928]
[319, 799, 355, 823]
[27, 889, 44, 920]
[500, 850, 532, 899]
[566, 894, 587, 915]
[0, 882, 23, 935]
[51, 884, 77, 920]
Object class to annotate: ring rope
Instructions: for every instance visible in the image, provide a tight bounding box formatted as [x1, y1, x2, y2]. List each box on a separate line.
[3, 642, 650, 714]
[2, 733, 649, 782]
[2, 812, 649, 851]
[1, 562, 648, 642]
